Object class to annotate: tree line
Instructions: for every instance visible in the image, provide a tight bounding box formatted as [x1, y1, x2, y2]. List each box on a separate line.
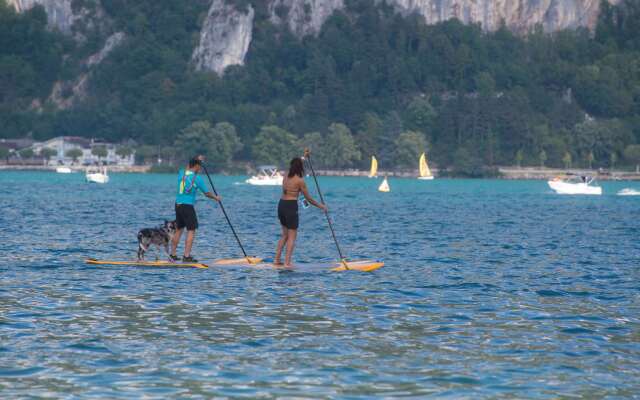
[1, 0, 640, 175]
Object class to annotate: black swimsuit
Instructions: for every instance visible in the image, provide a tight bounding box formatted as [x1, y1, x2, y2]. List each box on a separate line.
[278, 199, 299, 229]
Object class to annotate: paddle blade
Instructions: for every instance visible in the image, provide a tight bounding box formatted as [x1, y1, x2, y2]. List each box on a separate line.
[331, 260, 384, 272]
[213, 257, 263, 265]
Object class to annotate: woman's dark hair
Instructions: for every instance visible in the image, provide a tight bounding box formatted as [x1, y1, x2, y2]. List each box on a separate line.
[288, 157, 304, 178]
[188, 157, 202, 168]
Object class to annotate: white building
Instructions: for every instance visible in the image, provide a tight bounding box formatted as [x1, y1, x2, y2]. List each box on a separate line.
[30, 136, 135, 166]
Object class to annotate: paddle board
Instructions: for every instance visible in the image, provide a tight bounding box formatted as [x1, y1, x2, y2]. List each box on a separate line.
[220, 260, 384, 272]
[86, 258, 208, 269]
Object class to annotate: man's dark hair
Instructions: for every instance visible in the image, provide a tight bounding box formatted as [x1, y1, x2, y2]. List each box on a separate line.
[288, 157, 304, 178]
[189, 157, 202, 168]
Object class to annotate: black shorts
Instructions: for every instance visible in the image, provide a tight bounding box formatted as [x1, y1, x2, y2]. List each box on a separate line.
[278, 199, 299, 230]
[175, 203, 198, 231]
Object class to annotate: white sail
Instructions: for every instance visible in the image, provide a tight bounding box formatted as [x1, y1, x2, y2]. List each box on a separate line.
[378, 177, 390, 192]
[369, 156, 378, 178]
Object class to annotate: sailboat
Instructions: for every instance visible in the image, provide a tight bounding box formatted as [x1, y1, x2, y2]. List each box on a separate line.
[418, 152, 434, 180]
[378, 176, 390, 192]
[368, 156, 378, 178]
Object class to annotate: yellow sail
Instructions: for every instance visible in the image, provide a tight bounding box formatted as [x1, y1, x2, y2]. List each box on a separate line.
[369, 156, 378, 178]
[419, 152, 432, 178]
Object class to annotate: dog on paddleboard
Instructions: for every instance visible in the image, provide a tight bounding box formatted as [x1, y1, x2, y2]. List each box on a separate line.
[137, 220, 177, 260]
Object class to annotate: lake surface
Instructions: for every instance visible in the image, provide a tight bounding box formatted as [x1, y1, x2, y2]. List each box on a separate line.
[1, 171, 639, 398]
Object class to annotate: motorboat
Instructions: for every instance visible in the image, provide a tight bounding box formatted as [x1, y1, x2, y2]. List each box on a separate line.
[56, 166, 73, 174]
[246, 166, 283, 186]
[86, 166, 109, 184]
[548, 175, 601, 195]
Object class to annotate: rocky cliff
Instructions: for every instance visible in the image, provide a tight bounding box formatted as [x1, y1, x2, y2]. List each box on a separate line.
[192, 0, 255, 75]
[193, 0, 617, 75]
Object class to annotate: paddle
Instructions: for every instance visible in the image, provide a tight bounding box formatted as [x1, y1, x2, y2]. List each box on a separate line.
[201, 164, 257, 265]
[303, 150, 349, 270]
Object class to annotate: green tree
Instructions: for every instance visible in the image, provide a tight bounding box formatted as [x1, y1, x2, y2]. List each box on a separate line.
[252, 125, 299, 166]
[562, 152, 572, 169]
[623, 144, 640, 172]
[301, 131, 328, 166]
[40, 148, 57, 165]
[174, 121, 213, 161]
[66, 148, 83, 164]
[323, 123, 361, 169]
[0, 146, 9, 162]
[394, 131, 428, 168]
[610, 151, 617, 169]
[403, 97, 436, 135]
[207, 122, 243, 170]
[91, 145, 108, 162]
[539, 150, 547, 168]
[116, 146, 134, 160]
[19, 148, 34, 159]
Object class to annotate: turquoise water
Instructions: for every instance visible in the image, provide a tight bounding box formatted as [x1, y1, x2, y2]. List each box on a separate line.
[1, 171, 639, 398]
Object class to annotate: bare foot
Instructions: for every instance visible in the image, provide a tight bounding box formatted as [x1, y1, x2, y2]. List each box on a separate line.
[273, 260, 283, 266]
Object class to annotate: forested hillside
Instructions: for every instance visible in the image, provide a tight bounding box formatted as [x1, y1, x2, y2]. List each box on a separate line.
[1, 0, 640, 173]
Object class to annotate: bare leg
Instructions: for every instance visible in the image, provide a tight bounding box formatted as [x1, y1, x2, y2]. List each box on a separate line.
[284, 229, 297, 267]
[171, 228, 183, 256]
[274, 225, 288, 265]
[184, 230, 196, 257]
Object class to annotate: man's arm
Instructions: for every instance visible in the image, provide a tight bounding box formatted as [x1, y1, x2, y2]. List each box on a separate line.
[196, 176, 221, 202]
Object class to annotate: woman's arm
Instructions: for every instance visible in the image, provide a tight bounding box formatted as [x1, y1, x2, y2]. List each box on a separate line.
[300, 180, 327, 211]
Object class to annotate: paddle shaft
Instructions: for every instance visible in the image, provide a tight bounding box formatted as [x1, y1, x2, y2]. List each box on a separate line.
[304, 154, 348, 267]
[201, 165, 250, 260]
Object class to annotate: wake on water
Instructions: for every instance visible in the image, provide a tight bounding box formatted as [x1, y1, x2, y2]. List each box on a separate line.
[617, 188, 640, 196]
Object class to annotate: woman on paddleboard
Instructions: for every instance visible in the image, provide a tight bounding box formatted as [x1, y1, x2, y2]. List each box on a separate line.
[275, 150, 326, 267]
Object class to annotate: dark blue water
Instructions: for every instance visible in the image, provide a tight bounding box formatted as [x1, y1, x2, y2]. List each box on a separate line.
[1, 171, 639, 398]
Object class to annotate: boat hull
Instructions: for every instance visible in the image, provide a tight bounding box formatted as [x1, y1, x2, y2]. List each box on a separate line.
[56, 167, 73, 174]
[86, 174, 109, 184]
[548, 180, 601, 195]
[245, 177, 283, 186]
[418, 176, 434, 180]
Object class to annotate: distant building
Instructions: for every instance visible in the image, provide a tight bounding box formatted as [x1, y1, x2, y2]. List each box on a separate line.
[29, 136, 135, 166]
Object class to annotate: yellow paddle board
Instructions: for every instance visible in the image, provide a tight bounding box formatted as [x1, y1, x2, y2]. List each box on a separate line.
[254, 260, 384, 272]
[213, 257, 263, 265]
[85, 258, 208, 269]
[330, 260, 384, 272]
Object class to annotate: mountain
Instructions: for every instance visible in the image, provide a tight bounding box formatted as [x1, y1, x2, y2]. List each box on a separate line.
[1, 0, 639, 173]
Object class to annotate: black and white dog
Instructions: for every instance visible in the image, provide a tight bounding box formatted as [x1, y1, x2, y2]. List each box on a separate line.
[137, 220, 177, 260]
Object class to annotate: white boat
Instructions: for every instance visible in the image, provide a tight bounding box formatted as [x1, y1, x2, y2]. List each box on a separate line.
[617, 188, 640, 196]
[378, 177, 390, 192]
[368, 156, 378, 178]
[56, 166, 73, 174]
[86, 166, 109, 184]
[418, 152, 434, 180]
[548, 176, 601, 195]
[246, 166, 283, 186]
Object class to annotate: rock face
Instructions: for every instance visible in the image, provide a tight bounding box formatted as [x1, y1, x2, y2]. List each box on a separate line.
[388, 0, 616, 33]
[192, 0, 255, 75]
[9, 0, 79, 33]
[195, 0, 616, 75]
[269, 0, 344, 37]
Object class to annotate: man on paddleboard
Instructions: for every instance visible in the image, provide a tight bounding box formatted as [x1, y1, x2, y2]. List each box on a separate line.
[170, 156, 220, 262]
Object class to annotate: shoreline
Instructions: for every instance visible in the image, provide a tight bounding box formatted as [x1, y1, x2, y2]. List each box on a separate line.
[2, 164, 640, 180]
